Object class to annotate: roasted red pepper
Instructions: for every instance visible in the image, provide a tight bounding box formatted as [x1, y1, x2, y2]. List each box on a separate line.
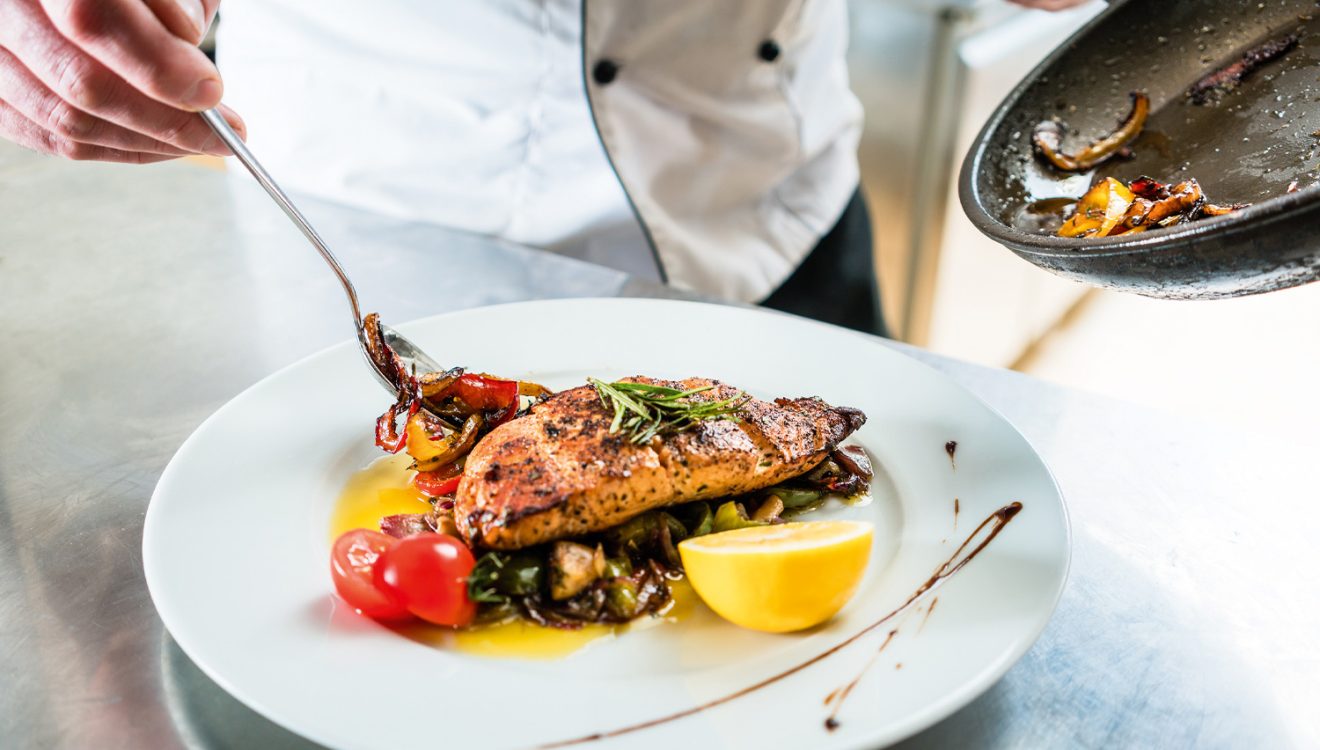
[1127, 176, 1169, 201]
[414, 469, 462, 497]
[490, 401, 520, 427]
[375, 398, 419, 453]
[439, 374, 519, 413]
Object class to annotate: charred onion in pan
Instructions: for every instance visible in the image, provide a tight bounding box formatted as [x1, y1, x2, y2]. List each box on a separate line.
[1033, 91, 1149, 172]
[1058, 176, 1247, 239]
[1115, 179, 1205, 233]
[1188, 34, 1299, 105]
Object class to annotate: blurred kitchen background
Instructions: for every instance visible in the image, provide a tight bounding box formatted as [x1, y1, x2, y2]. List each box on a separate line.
[848, 0, 1320, 443]
[191, 0, 1320, 442]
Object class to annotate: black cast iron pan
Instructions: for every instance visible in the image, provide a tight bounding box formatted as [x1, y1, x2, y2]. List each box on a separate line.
[960, 0, 1320, 299]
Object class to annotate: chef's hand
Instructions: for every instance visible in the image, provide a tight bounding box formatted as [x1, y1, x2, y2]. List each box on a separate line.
[1009, 0, 1092, 9]
[0, 0, 244, 164]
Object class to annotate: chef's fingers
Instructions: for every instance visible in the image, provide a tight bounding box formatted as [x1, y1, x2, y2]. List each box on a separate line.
[142, 0, 222, 44]
[0, 48, 190, 156]
[141, 0, 207, 44]
[0, 99, 174, 164]
[214, 103, 247, 140]
[0, 1, 244, 155]
[139, 0, 241, 159]
[35, 0, 223, 111]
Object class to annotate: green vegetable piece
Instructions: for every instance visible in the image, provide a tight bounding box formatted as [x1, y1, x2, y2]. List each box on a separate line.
[658, 511, 688, 543]
[606, 513, 656, 556]
[604, 556, 633, 579]
[468, 550, 545, 604]
[673, 501, 713, 537]
[712, 501, 767, 533]
[468, 551, 511, 604]
[497, 551, 545, 596]
[774, 488, 827, 509]
[473, 600, 518, 626]
[605, 579, 640, 619]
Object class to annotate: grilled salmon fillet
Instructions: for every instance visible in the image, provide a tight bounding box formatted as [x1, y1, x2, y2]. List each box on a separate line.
[454, 377, 866, 549]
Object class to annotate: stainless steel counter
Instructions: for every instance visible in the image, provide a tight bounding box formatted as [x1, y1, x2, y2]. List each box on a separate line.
[2, 142, 1316, 749]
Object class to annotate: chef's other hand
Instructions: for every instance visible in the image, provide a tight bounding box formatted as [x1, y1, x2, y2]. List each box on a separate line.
[0, 0, 245, 164]
[1009, 0, 1092, 9]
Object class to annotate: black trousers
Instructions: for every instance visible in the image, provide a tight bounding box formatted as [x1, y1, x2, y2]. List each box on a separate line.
[761, 189, 887, 337]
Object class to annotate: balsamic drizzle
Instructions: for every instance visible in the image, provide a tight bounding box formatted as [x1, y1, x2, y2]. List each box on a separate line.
[538, 502, 1024, 747]
[824, 629, 897, 731]
[918, 596, 940, 632]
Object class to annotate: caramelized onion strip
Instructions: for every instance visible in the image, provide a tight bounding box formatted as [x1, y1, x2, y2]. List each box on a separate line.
[1033, 92, 1150, 172]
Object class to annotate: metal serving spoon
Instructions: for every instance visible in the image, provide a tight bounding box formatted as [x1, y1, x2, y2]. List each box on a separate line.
[199, 108, 444, 406]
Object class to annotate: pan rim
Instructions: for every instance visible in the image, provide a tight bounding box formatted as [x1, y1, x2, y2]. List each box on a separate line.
[958, 0, 1320, 261]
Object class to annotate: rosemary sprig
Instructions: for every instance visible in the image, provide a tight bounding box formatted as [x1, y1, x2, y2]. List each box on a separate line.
[588, 378, 750, 444]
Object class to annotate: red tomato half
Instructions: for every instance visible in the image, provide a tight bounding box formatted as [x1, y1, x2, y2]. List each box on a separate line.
[330, 529, 412, 620]
[373, 534, 478, 627]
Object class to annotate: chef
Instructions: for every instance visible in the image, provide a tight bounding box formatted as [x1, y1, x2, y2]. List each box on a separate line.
[0, 0, 1085, 334]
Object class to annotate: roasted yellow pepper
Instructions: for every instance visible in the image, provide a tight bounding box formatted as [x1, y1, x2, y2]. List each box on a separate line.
[1058, 177, 1136, 238]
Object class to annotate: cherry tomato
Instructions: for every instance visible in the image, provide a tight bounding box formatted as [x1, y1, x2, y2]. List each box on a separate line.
[330, 529, 412, 620]
[373, 534, 478, 627]
[413, 466, 462, 497]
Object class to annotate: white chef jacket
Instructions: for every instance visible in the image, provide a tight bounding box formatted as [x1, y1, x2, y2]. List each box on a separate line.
[216, 0, 862, 303]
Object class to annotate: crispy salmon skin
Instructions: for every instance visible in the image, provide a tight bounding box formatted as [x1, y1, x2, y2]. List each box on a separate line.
[454, 376, 866, 549]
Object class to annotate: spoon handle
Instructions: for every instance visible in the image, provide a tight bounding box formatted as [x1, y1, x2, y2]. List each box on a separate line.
[199, 108, 364, 329]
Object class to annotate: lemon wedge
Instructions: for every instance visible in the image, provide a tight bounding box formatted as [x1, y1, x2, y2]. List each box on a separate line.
[678, 521, 873, 633]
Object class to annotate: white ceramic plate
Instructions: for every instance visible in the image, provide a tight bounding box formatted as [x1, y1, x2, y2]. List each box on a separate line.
[144, 298, 1069, 750]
